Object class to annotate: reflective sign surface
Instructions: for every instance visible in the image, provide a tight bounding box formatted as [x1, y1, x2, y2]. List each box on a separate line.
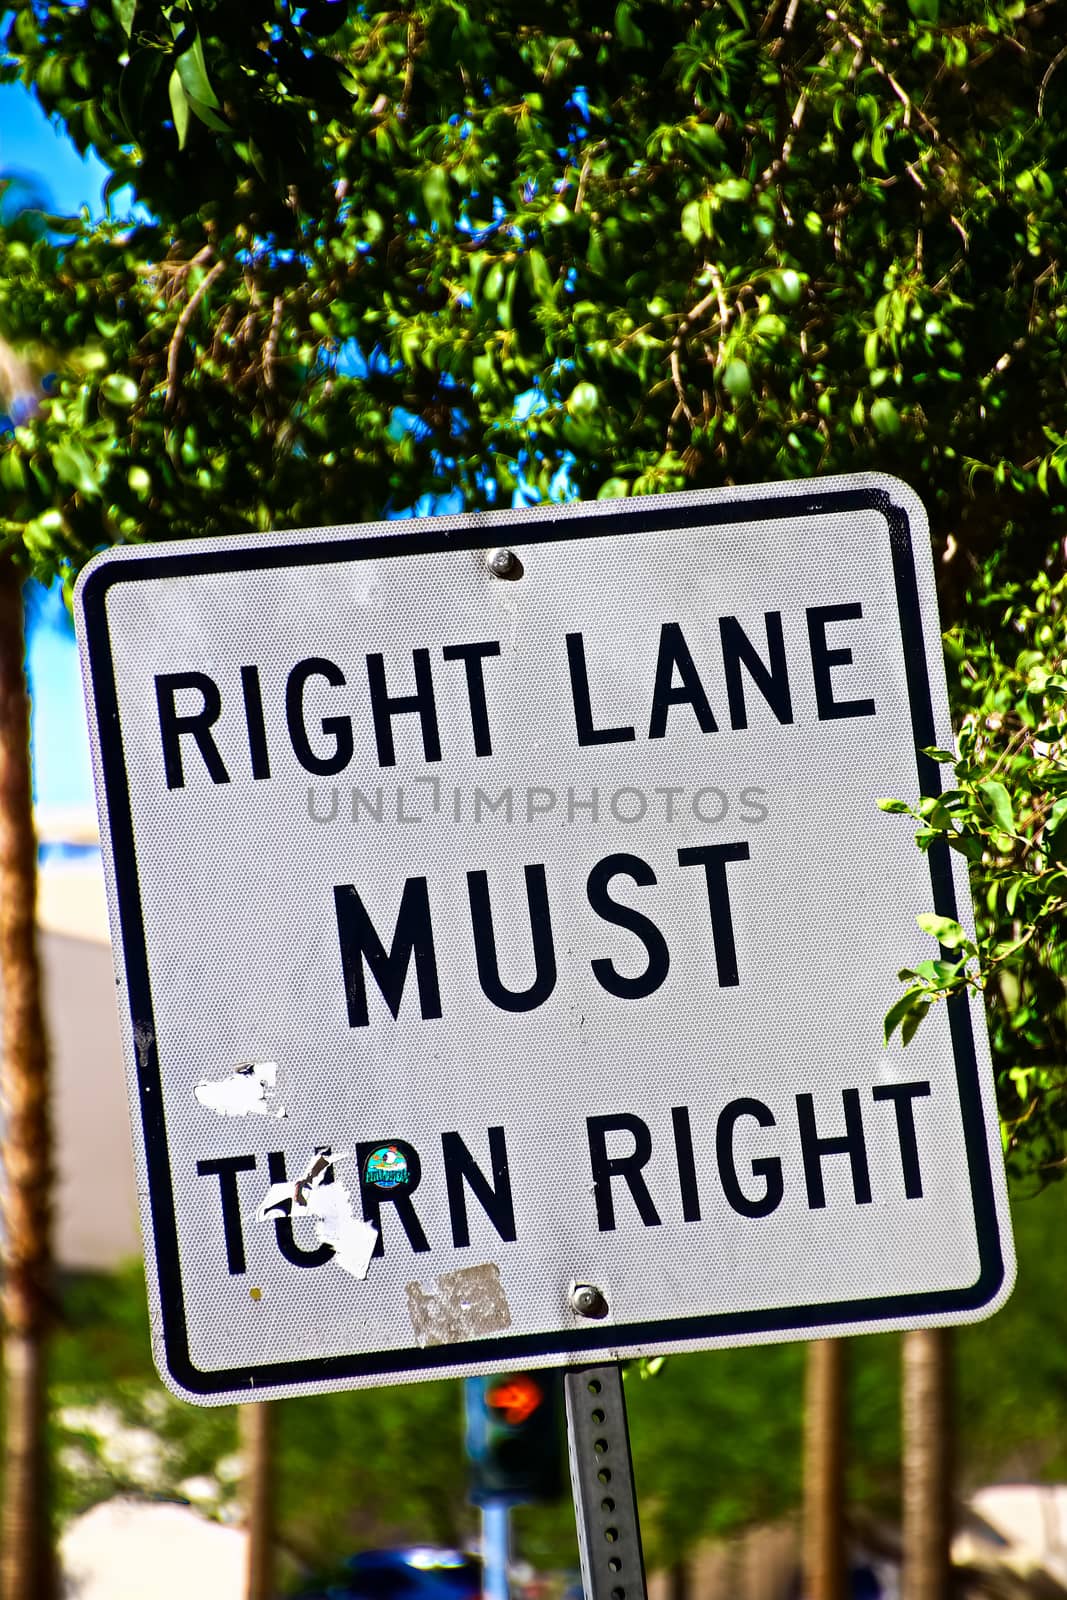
[75, 475, 1014, 1404]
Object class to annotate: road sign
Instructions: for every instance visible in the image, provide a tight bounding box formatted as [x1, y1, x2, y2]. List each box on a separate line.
[75, 474, 1014, 1406]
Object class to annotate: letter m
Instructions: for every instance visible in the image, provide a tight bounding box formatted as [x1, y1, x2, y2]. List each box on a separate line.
[333, 879, 442, 1026]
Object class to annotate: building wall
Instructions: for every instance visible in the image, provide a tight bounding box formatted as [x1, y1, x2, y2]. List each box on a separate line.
[37, 857, 140, 1270]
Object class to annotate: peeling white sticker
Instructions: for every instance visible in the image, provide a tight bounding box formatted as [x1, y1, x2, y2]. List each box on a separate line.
[194, 1061, 286, 1119]
[256, 1150, 378, 1280]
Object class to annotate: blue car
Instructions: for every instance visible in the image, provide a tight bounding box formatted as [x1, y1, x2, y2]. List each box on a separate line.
[297, 1546, 482, 1600]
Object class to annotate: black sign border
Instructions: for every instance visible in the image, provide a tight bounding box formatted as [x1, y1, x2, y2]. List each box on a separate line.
[79, 482, 1006, 1397]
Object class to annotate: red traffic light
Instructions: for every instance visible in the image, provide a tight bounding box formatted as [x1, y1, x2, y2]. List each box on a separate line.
[485, 1374, 544, 1425]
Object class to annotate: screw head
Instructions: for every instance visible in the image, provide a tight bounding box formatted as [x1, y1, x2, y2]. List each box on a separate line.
[487, 547, 516, 576]
[569, 1282, 609, 1319]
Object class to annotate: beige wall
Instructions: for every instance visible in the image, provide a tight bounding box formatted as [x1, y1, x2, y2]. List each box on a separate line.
[36, 858, 141, 1270]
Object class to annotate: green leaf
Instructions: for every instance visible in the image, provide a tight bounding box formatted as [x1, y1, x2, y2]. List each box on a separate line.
[101, 373, 139, 408]
[176, 32, 221, 111]
[714, 178, 752, 203]
[721, 359, 751, 399]
[568, 381, 600, 415]
[186, 94, 229, 134]
[525, 248, 554, 304]
[978, 779, 1014, 834]
[482, 261, 505, 303]
[1044, 796, 1067, 863]
[916, 912, 971, 950]
[0, 450, 26, 493]
[615, 2, 646, 47]
[871, 397, 901, 437]
[53, 441, 100, 498]
[113, 0, 136, 37]
[877, 797, 912, 813]
[768, 269, 803, 305]
[914, 959, 963, 985]
[421, 165, 451, 226]
[901, 1001, 931, 1046]
[870, 123, 888, 171]
[681, 200, 704, 246]
[921, 746, 957, 764]
[884, 988, 922, 1045]
[168, 68, 190, 150]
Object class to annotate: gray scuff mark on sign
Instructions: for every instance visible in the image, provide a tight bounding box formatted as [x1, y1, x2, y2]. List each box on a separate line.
[133, 1021, 155, 1074]
[348, 571, 382, 608]
[194, 1060, 286, 1119]
[256, 1150, 378, 1280]
[485, 558, 523, 654]
[405, 1264, 512, 1347]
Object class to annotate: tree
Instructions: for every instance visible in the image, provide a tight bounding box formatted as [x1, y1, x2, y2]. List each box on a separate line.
[0, 1, 1065, 585]
[3, 4, 1067, 1174]
[240, 1403, 276, 1600]
[0, 217, 59, 1600]
[0, 543, 56, 1600]
[803, 1340, 847, 1600]
[881, 562, 1067, 1182]
[4, 5, 1067, 1587]
[901, 1329, 953, 1600]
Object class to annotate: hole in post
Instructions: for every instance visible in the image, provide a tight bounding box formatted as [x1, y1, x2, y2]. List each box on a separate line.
[605, 1527, 619, 1543]
[588, 1379, 602, 1394]
[594, 1438, 609, 1455]
[591, 1409, 605, 1424]
[597, 1468, 612, 1484]
[608, 1558, 622, 1573]
[612, 1588, 626, 1599]
[601, 1497, 615, 1513]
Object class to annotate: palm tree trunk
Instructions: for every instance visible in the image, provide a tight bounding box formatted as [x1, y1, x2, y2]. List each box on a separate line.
[668, 1557, 689, 1600]
[803, 1338, 847, 1600]
[902, 1328, 953, 1600]
[241, 1400, 276, 1600]
[0, 558, 56, 1600]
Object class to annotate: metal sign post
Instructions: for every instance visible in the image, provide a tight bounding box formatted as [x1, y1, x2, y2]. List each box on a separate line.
[564, 1366, 647, 1600]
[481, 1501, 511, 1600]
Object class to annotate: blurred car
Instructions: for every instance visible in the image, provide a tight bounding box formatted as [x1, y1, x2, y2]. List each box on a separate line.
[296, 1545, 482, 1600]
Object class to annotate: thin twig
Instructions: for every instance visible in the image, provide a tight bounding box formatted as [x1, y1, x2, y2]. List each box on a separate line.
[769, 0, 801, 55]
[756, 88, 809, 190]
[1038, 43, 1067, 118]
[670, 349, 694, 422]
[574, 154, 592, 215]
[674, 289, 719, 341]
[574, 143, 606, 215]
[399, 17, 418, 120]
[262, 295, 283, 392]
[165, 256, 224, 411]
[826, 8, 945, 146]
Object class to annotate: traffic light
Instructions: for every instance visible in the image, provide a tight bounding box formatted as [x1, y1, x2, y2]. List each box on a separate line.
[464, 1370, 563, 1506]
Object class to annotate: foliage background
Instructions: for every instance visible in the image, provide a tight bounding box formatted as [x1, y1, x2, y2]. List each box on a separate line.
[4, 0, 1067, 1585]
[36, 1177, 1067, 1585]
[4, 0, 1067, 1176]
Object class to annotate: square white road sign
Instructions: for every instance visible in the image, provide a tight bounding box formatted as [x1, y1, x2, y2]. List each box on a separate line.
[75, 475, 1014, 1404]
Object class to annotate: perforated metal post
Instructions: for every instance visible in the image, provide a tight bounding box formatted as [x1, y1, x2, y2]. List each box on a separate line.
[564, 1365, 648, 1600]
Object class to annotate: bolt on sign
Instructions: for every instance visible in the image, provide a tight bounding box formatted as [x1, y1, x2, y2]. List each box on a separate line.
[75, 475, 1014, 1406]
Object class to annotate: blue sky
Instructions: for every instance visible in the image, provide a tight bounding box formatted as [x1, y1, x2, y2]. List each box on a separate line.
[2, 81, 109, 816]
[0, 81, 110, 215]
